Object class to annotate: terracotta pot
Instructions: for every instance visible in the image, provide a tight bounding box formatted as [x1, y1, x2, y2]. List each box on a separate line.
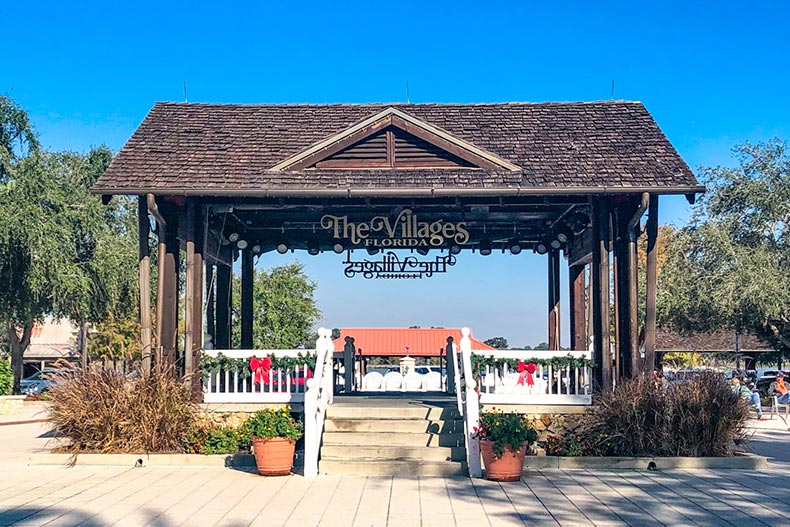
[480, 439, 527, 481]
[251, 437, 296, 476]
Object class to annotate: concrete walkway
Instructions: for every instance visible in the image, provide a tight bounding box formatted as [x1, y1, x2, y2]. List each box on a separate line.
[0, 409, 788, 527]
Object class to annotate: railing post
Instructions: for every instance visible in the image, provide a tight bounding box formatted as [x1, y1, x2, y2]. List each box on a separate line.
[461, 327, 482, 478]
[303, 378, 318, 477]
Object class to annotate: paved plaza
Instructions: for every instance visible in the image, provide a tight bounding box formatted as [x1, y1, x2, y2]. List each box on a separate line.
[1, 404, 789, 527]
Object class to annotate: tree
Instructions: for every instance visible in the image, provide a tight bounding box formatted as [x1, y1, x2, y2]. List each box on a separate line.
[659, 139, 789, 365]
[0, 95, 39, 181]
[232, 262, 321, 349]
[0, 97, 138, 392]
[484, 337, 508, 349]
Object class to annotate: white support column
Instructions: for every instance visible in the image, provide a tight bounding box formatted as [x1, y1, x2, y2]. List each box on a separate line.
[461, 327, 482, 478]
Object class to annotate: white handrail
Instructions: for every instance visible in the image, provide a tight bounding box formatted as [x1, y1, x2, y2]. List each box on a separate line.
[303, 328, 334, 478]
[460, 328, 482, 478]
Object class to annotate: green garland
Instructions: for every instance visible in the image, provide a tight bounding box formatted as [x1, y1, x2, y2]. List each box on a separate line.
[199, 352, 316, 380]
[471, 353, 592, 379]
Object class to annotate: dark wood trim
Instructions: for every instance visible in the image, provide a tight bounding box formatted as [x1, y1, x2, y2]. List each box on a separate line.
[592, 198, 612, 391]
[386, 128, 395, 167]
[390, 115, 501, 171]
[548, 250, 561, 351]
[285, 117, 393, 171]
[241, 249, 254, 349]
[645, 194, 659, 371]
[569, 264, 586, 351]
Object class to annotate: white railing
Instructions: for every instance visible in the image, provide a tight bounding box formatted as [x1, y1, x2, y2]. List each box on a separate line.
[202, 348, 316, 403]
[474, 349, 592, 405]
[304, 328, 335, 478]
[454, 328, 482, 478]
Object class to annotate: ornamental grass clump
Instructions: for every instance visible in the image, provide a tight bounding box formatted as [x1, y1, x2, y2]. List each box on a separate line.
[476, 408, 537, 458]
[47, 365, 198, 454]
[578, 371, 749, 457]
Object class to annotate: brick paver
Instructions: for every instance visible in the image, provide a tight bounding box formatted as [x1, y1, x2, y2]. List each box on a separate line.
[1, 417, 788, 526]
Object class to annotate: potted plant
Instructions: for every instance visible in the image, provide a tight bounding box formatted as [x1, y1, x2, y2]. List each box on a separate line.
[475, 408, 537, 481]
[241, 406, 303, 476]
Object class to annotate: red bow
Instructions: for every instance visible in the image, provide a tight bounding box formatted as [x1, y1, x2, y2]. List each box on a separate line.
[250, 356, 272, 385]
[517, 361, 537, 386]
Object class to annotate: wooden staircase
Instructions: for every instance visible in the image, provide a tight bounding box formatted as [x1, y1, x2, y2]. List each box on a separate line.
[318, 398, 467, 476]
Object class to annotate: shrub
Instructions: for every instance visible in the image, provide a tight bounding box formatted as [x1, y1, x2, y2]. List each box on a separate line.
[47, 365, 198, 454]
[540, 434, 593, 457]
[578, 371, 749, 457]
[475, 408, 538, 457]
[185, 425, 243, 455]
[240, 406, 302, 442]
[0, 357, 12, 396]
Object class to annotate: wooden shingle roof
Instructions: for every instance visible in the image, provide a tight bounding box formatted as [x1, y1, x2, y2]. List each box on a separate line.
[94, 101, 701, 196]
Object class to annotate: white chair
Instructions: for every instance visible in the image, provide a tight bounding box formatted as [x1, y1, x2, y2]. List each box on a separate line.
[384, 371, 402, 391]
[425, 371, 442, 391]
[403, 372, 424, 391]
[362, 371, 383, 391]
[771, 396, 789, 426]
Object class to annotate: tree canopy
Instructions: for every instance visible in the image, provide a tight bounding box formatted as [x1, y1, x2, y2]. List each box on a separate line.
[483, 337, 509, 349]
[232, 262, 321, 349]
[0, 96, 138, 391]
[659, 139, 789, 363]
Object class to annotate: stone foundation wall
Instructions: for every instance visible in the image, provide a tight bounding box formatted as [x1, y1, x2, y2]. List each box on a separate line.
[198, 403, 305, 429]
[0, 395, 25, 415]
[526, 413, 585, 443]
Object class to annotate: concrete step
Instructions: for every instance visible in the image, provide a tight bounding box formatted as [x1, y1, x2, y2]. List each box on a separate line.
[321, 444, 466, 462]
[322, 431, 464, 447]
[319, 459, 466, 476]
[326, 405, 459, 421]
[324, 418, 464, 434]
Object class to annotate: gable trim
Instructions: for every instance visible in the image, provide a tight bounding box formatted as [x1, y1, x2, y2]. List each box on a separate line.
[270, 107, 522, 172]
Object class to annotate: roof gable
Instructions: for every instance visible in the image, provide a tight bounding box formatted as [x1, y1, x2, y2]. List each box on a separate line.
[271, 107, 522, 172]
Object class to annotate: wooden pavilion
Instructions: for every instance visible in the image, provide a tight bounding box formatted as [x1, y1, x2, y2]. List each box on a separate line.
[93, 101, 703, 392]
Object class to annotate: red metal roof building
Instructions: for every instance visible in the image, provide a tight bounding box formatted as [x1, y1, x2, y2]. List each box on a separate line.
[332, 328, 495, 357]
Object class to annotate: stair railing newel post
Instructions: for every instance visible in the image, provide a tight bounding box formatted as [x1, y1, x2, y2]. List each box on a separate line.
[304, 327, 331, 478]
[460, 327, 482, 478]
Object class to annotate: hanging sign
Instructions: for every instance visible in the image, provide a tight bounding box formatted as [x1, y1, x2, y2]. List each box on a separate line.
[321, 209, 469, 248]
[343, 252, 457, 279]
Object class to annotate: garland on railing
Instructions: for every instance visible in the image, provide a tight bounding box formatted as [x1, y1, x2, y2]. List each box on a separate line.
[470, 353, 593, 379]
[199, 352, 316, 380]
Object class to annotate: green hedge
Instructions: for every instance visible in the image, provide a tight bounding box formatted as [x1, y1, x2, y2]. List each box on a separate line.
[0, 358, 12, 396]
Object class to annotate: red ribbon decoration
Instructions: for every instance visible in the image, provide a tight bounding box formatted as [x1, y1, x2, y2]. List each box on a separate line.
[517, 361, 537, 386]
[249, 356, 272, 386]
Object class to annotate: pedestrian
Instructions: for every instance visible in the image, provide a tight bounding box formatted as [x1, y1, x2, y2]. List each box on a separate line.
[769, 372, 789, 405]
[731, 377, 764, 419]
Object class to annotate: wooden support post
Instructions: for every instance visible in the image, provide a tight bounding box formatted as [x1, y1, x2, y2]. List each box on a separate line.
[612, 216, 621, 381]
[185, 202, 195, 378]
[192, 206, 204, 394]
[645, 194, 659, 371]
[615, 207, 632, 380]
[137, 197, 152, 373]
[592, 198, 612, 392]
[241, 249, 254, 349]
[158, 202, 179, 367]
[205, 263, 215, 345]
[569, 264, 586, 351]
[548, 250, 561, 350]
[215, 259, 232, 350]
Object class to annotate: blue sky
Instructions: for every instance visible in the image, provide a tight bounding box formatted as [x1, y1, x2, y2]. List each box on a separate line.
[4, 1, 789, 347]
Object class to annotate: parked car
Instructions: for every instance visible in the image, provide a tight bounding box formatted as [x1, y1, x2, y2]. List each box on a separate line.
[20, 369, 58, 395]
[415, 366, 446, 376]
